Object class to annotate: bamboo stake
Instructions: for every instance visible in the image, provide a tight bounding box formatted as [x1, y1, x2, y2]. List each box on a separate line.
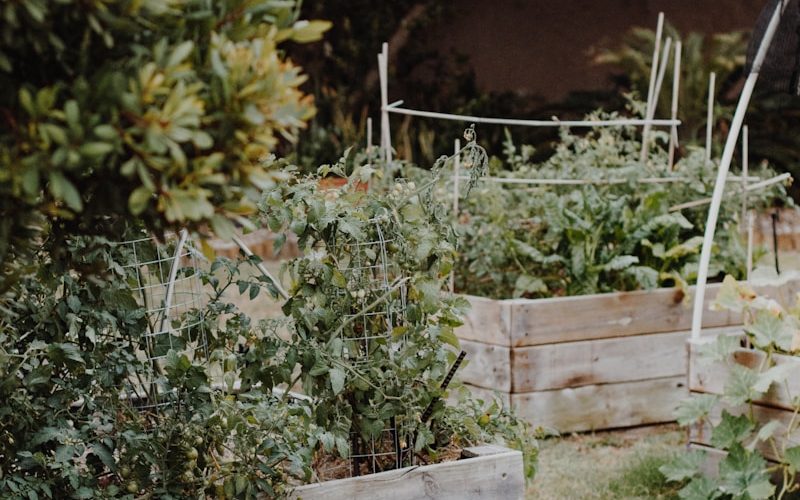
[641, 37, 672, 162]
[450, 138, 461, 294]
[691, 0, 789, 340]
[383, 103, 679, 128]
[705, 72, 716, 164]
[668, 41, 682, 168]
[747, 212, 755, 282]
[456, 174, 759, 186]
[741, 125, 749, 224]
[669, 173, 791, 212]
[232, 234, 290, 301]
[378, 43, 392, 164]
[640, 12, 665, 163]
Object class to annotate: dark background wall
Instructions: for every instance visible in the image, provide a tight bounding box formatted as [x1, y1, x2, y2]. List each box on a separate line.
[428, 0, 764, 100]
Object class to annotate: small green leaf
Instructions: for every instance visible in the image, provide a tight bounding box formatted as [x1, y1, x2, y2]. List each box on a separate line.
[674, 394, 718, 426]
[785, 446, 800, 472]
[329, 367, 345, 395]
[128, 186, 153, 215]
[48, 171, 83, 211]
[659, 450, 706, 482]
[79, 142, 114, 158]
[711, 411, 754, 450]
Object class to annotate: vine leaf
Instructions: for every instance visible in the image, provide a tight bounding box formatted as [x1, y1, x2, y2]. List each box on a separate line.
[746, 419, 781, 452]
[678, 476, 722, 500]
[710, 411, 754, 450]
[659, 450, 706, 482]
[718, 445, 773, 499]
[784, 446, 800, 473]
[746, 309, 794, 351]
[674, 394, 718, 426]
[723, 365, 761, 406]
[697, 334, 741, 363]
[752, 363, 794, 393]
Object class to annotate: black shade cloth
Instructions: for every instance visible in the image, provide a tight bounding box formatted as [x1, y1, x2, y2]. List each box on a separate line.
[746, 0, 800, 95]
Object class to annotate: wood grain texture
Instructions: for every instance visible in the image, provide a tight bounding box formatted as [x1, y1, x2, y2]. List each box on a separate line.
[459, 339, 511, 392]
[511, 330, 688, 392]
[455, 295, 511, 346]
[287, 447, 524, 500]
[510, 377, 687, 433]
[508, 284, 735, 347]
[689, 345, 800, 411]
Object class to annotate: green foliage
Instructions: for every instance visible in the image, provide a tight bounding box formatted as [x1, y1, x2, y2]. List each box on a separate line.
[663, 276, 800, 499]
[0, 0, 328, 309]
[452, 111, 788, 299]
[257, 158, 538, 478]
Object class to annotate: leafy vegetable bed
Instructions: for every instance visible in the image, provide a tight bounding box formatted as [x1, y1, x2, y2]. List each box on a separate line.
[441, 116, 794, 432]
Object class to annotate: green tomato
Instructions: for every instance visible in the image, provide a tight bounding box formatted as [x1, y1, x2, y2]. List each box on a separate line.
[126, 480, 139, 494]
[119, 465, 131, 478]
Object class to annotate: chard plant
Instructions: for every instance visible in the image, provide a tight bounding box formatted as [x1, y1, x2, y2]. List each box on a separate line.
[452, 109, 789, 299]
[662, 276, 800, 499]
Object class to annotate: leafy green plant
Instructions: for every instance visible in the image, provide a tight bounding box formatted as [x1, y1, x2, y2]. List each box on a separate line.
[451, 109, 788, 299]
[0, 0, 330, 310]
[662, 276, 800, 499]
[257, 155, 538, 479]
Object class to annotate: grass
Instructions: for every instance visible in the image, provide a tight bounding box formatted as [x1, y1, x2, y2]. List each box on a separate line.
[527, 424, 686, 499]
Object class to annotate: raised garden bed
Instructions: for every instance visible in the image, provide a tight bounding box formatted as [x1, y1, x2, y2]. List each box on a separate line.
[286, 445, 524, 500]
[456, 280, 800, 432]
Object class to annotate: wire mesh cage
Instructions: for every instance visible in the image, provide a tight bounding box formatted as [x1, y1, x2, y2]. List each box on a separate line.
[333, 216, 408, 365]
[112, 230, 208, 412]
[323, 215, 415, 477]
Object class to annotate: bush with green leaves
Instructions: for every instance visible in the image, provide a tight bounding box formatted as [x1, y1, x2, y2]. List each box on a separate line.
[452, 110, 789, 299]
[662, 276, 800, 499]
[0, 0, 330, 310]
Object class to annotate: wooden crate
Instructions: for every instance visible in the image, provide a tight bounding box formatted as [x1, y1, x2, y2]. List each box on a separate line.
[689, 341, 800, 462]
[286, 445, 524, 500]
[456, 280, 800, 433]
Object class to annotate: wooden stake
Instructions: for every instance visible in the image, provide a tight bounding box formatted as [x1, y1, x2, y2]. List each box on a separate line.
[640, 12, 665, 163]
[450, 139, 461, 294]
[378, 43, 392, 164]
[668, 41, 682, 168]
[705, 72, 716, 164]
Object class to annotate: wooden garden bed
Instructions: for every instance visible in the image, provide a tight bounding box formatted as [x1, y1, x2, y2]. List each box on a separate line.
[456, 280, 800, 432]
[286, 445, 524, 500]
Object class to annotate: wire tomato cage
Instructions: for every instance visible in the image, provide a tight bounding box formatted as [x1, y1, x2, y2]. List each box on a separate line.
[111, 229, 208, 412]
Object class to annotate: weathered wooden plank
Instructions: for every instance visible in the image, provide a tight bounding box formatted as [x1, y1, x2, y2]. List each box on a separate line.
[690, 401, 800, 463]
[457, 384, 511, 408]
[459, 339, 511, 392]
[287, 448, 524, 500]
[510, 377, 687, 433]
[456, 295, 511, 346]
[508, 284, 735, 347]
[511, 330, 687, 392]
[689, 344, 800, 411]
[509, 280, 800, 347]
